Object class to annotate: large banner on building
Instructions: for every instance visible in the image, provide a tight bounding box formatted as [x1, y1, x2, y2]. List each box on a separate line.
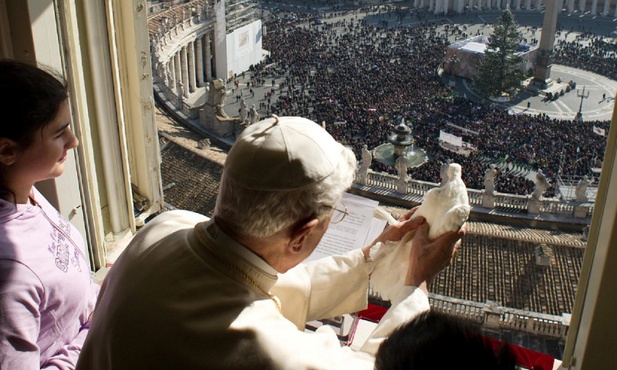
[439, 130, 463, 147]
[225, 20, 263, 78]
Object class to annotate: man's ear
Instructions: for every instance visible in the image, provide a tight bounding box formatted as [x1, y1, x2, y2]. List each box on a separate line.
[288, 218, 319, 253]
[0, 138, 18, 166]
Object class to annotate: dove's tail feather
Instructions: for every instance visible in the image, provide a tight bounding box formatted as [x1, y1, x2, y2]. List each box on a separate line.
[373, 206, 398, 225]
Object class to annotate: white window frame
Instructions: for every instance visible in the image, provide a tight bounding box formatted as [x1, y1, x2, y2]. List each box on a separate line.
[560, 99, 617, 369]
[0, 0, 163, 269]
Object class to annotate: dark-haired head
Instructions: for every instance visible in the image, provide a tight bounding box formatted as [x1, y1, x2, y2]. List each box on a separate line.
[0, 60, 69, 201]
[375, 310, 517, 370]
[0, 60, 68, 148]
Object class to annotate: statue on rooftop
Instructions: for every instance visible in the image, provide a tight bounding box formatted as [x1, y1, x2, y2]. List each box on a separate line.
[208, 79, 228, 118]
[575, 176, 590, 202]
[361, 144, 372, 170]
[396, 153, 409, 182]
[249, 104, 260, 124]
[239, 98, 248, 123]
[484, 165, 497, 194]
[532, 171, 549, 200]
[357, 144, 372, 185]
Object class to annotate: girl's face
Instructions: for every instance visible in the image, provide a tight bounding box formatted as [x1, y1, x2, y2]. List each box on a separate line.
[12, 99, 79, 186]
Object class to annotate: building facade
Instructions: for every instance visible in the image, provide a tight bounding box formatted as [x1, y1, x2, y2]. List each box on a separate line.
[420, 0, 617, 17]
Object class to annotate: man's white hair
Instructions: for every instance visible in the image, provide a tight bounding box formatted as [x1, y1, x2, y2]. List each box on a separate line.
[214, 145, 357, 238]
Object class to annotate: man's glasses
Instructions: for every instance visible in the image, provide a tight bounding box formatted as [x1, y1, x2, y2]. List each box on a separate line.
[328, 201, 349, 224]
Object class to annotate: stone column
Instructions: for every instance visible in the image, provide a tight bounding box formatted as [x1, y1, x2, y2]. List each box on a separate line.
[162, 61, 169, 87]
[196, 36, 205, 87]
[591, 0, 598, 14]
[188, 41, 197, 93]
[414, 0, 421, 7]
[456, 0, 464, 13]
[535, 0, 541, 10]
[525, 0, 532, 10]
[568, 0, 575, 13]
[174, 52, 181, 95]
[205, 34, 212, 81]
[168, 59, 175, 90]
[180, 46, 189, 98]
[514, 0, 521, 10]
[533, 0, 560, 86]
[578, 0, 586, 12]
[602, 0, 610, 15]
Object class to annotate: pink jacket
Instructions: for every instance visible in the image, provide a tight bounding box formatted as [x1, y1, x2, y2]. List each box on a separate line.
[0, 188, 98, 369]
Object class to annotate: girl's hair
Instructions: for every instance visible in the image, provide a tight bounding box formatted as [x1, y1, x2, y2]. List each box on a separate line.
[376, 311, 517, 370]
[0, 60, 68, 147]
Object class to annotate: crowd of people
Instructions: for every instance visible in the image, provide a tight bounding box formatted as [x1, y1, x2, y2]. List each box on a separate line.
[249, 15, 612, 197]
[554, 33, 617, 82]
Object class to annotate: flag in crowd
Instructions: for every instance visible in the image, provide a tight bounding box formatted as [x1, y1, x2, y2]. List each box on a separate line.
[592, 126, 605, 136]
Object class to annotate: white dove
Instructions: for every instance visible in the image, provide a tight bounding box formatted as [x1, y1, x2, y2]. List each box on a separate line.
[413, 163, 470, 240]
[369, 163, 470, 301]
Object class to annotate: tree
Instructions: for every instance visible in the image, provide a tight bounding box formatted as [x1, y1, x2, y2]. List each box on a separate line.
[473, 10, 526, 98]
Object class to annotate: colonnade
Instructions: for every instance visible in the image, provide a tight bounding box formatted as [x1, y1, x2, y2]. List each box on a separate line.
[159, 31, 215, 99]
[416, 0, 617, 16]
[149, 0, 218, 106]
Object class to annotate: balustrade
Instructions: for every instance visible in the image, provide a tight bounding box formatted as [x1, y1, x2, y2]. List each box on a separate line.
[430, 294, 569, 339]
[358, 170, 593, 219]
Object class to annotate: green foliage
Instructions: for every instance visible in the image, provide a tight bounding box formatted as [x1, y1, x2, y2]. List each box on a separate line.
[473, 10, 526, 98]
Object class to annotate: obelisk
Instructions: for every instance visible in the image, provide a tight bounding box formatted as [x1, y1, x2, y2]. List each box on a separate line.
[532, 0, 560, 88]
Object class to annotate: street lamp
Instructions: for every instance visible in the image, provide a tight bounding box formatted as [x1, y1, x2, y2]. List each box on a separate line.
[575, 85, 589, 121]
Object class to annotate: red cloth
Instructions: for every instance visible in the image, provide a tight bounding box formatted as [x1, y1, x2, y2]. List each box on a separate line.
[484, 336, 555, 370]
[358, 303, 389, 323]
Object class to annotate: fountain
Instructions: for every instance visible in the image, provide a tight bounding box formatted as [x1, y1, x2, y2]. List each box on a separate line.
[373, 119, 428, 168]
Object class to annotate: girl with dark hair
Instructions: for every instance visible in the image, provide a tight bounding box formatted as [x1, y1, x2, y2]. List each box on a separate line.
[376, 310, 517, 370]
[0, 60, 98, 369]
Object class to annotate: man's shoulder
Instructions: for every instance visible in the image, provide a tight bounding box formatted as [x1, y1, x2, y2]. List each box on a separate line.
[122, 210, 210, 255]
[145, 210, 210, 229]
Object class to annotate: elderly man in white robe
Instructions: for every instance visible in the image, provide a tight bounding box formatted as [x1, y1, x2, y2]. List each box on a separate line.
[77, 116, 464, 370]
